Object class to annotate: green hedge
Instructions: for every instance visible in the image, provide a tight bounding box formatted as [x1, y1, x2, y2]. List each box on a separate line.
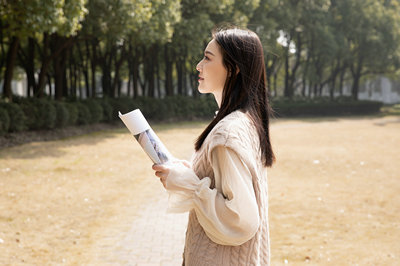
[0, 102, 26, 132]
[0, 107, 10, 135]
[0, 96, 385, 134]
[19, 98, 57, 130]
[54, 101, 69, 128]
[0, 96, 217, 134]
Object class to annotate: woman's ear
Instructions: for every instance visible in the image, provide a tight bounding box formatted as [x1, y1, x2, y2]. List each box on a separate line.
[236, 66, 240, 75]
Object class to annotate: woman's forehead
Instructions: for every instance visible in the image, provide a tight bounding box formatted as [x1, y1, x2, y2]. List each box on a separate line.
[205, 39, 219, 54]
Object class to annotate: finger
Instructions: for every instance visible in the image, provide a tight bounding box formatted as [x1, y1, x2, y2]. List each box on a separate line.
[155, 171, 167, 179]
[159, 178, 166, 188]
[152, 164, 166, 171]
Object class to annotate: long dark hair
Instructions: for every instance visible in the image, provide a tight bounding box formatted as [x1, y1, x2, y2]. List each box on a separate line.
[194, 27, 275, 167]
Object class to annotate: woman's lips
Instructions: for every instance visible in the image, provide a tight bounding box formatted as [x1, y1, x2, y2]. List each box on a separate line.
[198, 76, 204, 82]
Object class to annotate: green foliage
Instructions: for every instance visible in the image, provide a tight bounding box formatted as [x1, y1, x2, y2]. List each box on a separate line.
[98, 99, 113, 122]
[19, 99, 57, 130]
[84, 99, 103, 123]
[105, 96, 216, 122]
[0, 107, 10, 135]
[1, 0, 87, 38]
[0, 102, 26, 132]
[108, 97, 137, 120]
[65, 103, 79, 126]
[75, 102, 91, 125]
[53, 101, 70, 128]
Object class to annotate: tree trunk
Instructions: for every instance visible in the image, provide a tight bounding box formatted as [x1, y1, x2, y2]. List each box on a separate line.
[302, 49, 311, 97]
[52, 35, 68, 100]
[37, 33, 74, 97]
[183, 61, 188, 96]
[351, 73, 360, 100]
[0, 20, 6, 90]
[145, 45, 156, 98]
[26, 37, 36, 97]
[47, 74, 52, 97]
[156, 54, 161, 98]
[79, 40, 90, 98]
[90, 38, 97, 97]
[165, 44, 173, 96]
[3, 36, 19, 101]
[132, 46, 139, 98]
[101, 60, 112, 98]
[111, 45, 125, 98]
[284, 45, 290, 98]
[330, 76, 336, 100]
[273, 72, 277, 97]
[351, 58, 363, 100]
[177, 59, 183, 95]
[339, 67, 345, 96]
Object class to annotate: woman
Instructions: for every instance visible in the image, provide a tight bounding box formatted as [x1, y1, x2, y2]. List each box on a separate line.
[152, 27, 275, 266]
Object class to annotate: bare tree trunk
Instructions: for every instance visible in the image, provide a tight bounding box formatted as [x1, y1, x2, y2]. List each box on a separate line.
[90, 38, 98, 97]
[156, 54, 161, 98]
[26, 37, 36, 97]
[78, 40, 90, 98]
[164, 44, 173, 96]
[132, 46, 139, 98]
[3, 36, 19, 101]
[339, 67, 345, 96]
[111, 45, 125, 98]
[177, 59, 183, 95]
[350, 58, 363, 100]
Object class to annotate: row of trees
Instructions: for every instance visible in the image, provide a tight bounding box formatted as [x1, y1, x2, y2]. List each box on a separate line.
[1, 0, 400, 102]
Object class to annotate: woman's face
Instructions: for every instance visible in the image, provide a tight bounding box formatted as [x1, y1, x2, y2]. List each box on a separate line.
[196, 39, 228, 105]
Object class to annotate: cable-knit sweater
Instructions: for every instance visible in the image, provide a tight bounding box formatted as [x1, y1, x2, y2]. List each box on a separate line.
[180, 110, 270, 266]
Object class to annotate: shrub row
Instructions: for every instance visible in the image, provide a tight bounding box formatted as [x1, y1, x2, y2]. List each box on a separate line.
[0, 95, 217, 135]
[0, 96, 384, 135]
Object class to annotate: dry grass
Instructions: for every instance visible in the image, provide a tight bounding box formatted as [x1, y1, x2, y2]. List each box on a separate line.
[0, 116, 399, 265]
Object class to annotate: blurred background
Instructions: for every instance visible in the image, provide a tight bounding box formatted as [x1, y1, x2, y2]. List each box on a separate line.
[1, 0, 400, 133]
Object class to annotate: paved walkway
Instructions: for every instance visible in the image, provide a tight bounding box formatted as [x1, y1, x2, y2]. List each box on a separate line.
[91, 175, 188, 266]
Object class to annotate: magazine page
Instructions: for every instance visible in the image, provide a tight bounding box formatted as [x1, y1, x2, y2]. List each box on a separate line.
[119, 109, 172, 164]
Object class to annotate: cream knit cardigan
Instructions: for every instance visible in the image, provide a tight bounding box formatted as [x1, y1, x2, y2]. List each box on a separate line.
[167, 110, 270, 266]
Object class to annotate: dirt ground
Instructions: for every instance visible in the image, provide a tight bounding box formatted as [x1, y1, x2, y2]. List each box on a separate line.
[0, 115, 399, 265]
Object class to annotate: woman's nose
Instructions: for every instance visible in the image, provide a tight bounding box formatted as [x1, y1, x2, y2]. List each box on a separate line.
[196, 60, 202, 72]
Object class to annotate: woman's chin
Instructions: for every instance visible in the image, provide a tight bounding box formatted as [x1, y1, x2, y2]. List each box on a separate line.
[197, 86, 209, 94]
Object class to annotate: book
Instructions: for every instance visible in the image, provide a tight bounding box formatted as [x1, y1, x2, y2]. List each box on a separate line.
[119, 109, 172, 164]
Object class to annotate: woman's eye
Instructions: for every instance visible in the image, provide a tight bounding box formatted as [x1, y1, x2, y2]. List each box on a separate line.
[204, 56, 210, 61]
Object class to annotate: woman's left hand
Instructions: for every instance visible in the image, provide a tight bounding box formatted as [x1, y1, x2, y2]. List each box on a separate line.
[152, 164, 170, 188]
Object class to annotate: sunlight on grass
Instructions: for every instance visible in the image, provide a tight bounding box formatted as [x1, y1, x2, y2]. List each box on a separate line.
[0, 117, 399, 265]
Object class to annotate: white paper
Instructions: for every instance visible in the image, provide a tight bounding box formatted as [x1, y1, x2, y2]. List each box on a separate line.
[118, 109, 150, 135]
[119, 109, 172, 164]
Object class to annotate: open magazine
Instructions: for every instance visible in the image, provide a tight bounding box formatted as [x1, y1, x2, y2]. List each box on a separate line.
[119, 109, 172, 164]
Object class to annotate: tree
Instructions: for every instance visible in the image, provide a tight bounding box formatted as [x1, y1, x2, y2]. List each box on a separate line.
[0, 0, 87, 100]
[335, 0, 400, 99]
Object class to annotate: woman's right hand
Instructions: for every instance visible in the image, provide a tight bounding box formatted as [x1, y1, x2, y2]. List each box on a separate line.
[152, 159, 191, 188]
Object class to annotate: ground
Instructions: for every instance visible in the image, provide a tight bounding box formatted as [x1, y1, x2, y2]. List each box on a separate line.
[0, 115, 399, 265]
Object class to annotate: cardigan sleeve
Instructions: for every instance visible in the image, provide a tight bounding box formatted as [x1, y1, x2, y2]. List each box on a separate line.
[165, 146, 260, 246]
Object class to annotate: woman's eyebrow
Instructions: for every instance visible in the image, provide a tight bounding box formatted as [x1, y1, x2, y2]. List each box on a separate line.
[205, 50, 215, 56]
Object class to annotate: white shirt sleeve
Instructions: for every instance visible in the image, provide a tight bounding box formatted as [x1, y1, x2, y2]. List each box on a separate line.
[165, 146, 260, 246]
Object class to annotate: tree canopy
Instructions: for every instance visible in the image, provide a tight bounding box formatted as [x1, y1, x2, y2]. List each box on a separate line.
[1, 0, 400, 101]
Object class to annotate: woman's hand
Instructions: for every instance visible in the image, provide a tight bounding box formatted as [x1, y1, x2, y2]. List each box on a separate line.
[152, 160, 191, 188]
[152, 163, 170, 188]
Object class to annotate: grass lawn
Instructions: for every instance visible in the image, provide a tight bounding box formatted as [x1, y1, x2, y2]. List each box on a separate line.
[0, 115, 399, 265]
